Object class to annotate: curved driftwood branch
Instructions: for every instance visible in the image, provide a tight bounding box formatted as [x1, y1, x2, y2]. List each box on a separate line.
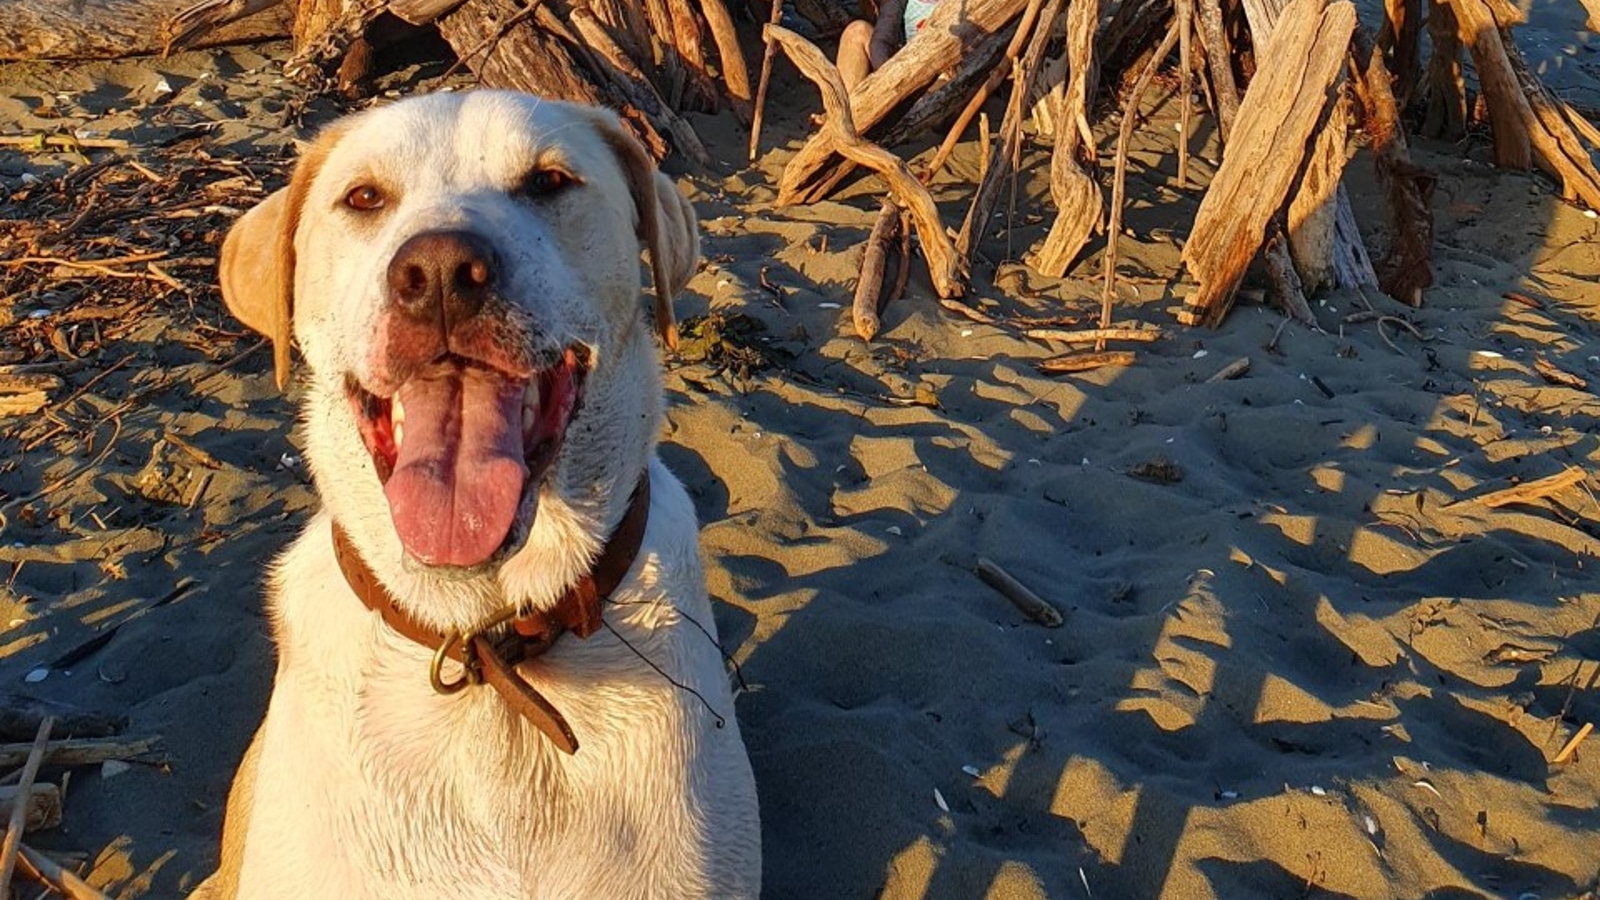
[767, 25, 965, 298]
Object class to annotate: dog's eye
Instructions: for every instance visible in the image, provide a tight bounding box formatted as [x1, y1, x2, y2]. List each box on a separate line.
[345, 185, 387, 211]
[521, 169, 576, 198]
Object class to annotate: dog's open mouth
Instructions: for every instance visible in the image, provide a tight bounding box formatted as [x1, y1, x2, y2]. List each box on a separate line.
[348, 347, 590, 568]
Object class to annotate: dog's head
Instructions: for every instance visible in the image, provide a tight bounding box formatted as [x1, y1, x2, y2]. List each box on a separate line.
[220, 92, 697, 584]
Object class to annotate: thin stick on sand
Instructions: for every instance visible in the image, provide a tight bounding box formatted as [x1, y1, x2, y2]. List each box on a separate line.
[17, 844, 109, 900]
[0, 717, 52, 900]
[976, 558, 1064, 627]
[0, 135, 130, 152]
[1553, 722, 1593, 764]
[1205, 356, 1251, 382]
[748, 0, 786, 162]
[1026, 327, 1164, 344]
[1443, 467, 1588, 510]
[1038, 350, 1138, 373]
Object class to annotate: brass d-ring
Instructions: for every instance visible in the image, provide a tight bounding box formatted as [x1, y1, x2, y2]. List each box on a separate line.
[429, 632, 474, 695]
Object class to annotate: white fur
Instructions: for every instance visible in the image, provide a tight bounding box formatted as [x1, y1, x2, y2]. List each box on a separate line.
[197, 92, 759, 899]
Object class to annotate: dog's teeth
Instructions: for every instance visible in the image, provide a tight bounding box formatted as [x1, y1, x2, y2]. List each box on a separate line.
[390, 396, 406, 449]
[522, 390, 539, 434]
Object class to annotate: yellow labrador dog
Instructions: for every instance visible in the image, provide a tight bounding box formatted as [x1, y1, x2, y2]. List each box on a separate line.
[195, 91, 759, 899]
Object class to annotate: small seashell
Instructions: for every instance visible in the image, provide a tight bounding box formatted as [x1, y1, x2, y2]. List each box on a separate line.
[23, 668, 48, 684]
[933, 787, 949, 813]
[1310, 785, 1327, 796]
[818, 302, 841, 309]
[961, 765, 981, 778]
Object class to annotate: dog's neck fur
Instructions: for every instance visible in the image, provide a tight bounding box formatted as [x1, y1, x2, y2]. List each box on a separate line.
[301, 323, 665, 636]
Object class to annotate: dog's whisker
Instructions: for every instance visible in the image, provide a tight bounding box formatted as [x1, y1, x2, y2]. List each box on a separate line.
[600, 618, 727, 729]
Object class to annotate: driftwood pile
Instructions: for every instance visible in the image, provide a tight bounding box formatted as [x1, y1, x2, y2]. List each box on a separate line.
[8, 0, 1600, 362]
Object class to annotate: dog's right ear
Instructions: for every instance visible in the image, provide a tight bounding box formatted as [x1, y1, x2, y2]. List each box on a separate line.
[220, 190, 293, 388]
[218, 127, 344, 390]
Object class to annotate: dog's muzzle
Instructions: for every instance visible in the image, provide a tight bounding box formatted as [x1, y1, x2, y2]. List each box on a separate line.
[345, 230, 591, 569]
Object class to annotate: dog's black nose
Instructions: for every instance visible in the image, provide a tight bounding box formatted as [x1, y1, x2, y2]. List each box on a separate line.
[386, 231, 498, 328]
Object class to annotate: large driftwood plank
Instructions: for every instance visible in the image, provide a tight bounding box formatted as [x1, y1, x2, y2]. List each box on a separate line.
[1180, 0, 1356, 326]
[776, 0, 1030, 206]
[1, 0, 292, 60]
[1444, 0, 1532, 169]
[1241, 0, 1377, 294]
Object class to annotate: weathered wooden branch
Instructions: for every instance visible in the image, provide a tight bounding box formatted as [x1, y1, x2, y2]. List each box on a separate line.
[1420, 0, 1468, 139]
[768, 25, 965, 297]
[1242, 0, 1377, 295]
[1443, 0, 1531, 169]
[853, 199, 903, 341]
[1351, 25, 1435, 305]
[1379, 0, 1422, 104]
[958, 0, 1066, 267]
[0, 695, 124, 743]
[0, 736, 161, 769]
[0, 785, 61, 835]
[1502, 33, 1600, 208]
[881, 26, 1017, 156]
[1105, 21, 1181, 336]
[748, 0, 785, 161]
[1029, 0, 1102, 276]
[0, 719, 51, 899]
[1038, 350, 1138, 373]
[18, 844, 110, 900]
[1179, 0, 1356, 327]
[925, 0, 1049, 180]
[1194, 0, 1242, 138]
[698, 0, 751, 122]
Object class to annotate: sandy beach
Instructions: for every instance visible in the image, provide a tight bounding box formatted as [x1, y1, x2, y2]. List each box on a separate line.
[2, 14, 1599, 899]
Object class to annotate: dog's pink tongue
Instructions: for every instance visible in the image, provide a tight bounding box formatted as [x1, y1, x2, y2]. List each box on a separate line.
[383, 372, 529, 567]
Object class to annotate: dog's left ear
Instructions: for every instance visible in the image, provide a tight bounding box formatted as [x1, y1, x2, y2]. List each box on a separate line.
[594, 115, 700, 350]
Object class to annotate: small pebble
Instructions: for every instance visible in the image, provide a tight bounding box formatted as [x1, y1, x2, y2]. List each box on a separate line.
[24, 668, 48, 684]
[933, 788, 949, 813]
[961, 765, 981, 778]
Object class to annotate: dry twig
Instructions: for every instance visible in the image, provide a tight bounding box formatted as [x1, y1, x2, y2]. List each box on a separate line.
[977, 558, 1064, 626]
[0, 718, 52, 900]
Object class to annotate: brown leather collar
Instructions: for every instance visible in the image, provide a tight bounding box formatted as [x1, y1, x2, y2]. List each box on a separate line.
[330, 473, 652, 755]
